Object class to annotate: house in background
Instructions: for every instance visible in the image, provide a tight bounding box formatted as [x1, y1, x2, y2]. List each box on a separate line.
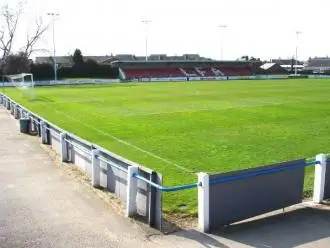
[303, 57, 330, 74]
[270, 58, 304, 73]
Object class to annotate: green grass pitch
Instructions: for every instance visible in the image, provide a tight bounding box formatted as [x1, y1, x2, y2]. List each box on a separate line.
[3, 79, 330, 214]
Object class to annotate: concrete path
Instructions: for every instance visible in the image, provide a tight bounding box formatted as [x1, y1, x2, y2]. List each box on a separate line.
[1, 107, 330, 248]
[157, 203, 330, 248]
[0, 109, 163, 248]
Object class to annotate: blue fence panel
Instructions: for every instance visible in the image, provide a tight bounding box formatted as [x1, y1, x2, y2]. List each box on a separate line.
[208, 159, 306, 229]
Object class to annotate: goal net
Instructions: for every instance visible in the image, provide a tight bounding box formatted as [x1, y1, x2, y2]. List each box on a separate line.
[6, 73, 35, 100]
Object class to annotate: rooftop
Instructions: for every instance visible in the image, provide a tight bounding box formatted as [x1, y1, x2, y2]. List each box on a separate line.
[35, 54, 215, 65]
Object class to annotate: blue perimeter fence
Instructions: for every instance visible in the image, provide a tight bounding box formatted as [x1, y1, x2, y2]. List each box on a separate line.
[97, 156, 321, 192]
[93, 146, 321, 192]
[28, 114, 323, 192]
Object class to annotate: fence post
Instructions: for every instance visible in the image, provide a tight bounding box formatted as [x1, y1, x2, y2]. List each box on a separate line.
[40, 121, 48, 144]
[10, 103, 14, 115]
[14, 105, 19, 119]
[60, 133, 68, 162]
[91, 149, 100, 187]
[30, 117, 36, 133]
[126, 166, 139, 217]
[313, 153, 327, 203]
[198, 172, 210, 233]
[22, 109, 26, 119]
[25, 114, 34, 134]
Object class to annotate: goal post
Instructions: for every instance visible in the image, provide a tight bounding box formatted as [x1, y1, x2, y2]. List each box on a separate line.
[5, 73, 35, 100]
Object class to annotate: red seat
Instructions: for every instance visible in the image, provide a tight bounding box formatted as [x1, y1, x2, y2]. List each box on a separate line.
[148, 68, 183, 77]
[217, 68, 237, 76]
[198, 67, 215, 76]
[216, 67, 253, 76]
[124, 69, 150, 78]
[235, 67, 252, 76]
[183, 68, 199, 76]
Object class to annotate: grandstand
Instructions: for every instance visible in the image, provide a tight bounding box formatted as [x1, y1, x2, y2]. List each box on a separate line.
[107, 55, 263, 80]
[108, 57, 287, 80]
[35, 53, 289, 80]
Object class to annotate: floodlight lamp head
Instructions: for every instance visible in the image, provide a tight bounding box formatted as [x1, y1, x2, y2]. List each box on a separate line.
[142, 20, 152, 24]
[47, 13, 60, 17]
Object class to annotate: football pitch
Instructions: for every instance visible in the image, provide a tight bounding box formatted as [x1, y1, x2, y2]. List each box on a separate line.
[3, 79, 330, 213]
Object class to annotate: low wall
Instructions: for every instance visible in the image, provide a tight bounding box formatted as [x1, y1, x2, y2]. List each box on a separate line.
[129, 77, 187, 82]
[255, 74, 290, 79]
[0, 79, 120, 87]
[308, 75, 330, 79]
[127, 75, 291, 82]
[208, 160, 305, 229]
[0, 94, 162, 230]
[50, 127, 62, 154]
[1, 74, 314, 86]
[324, 159, 330, 199]
[5, 75, 330, 86]
[198, 154, 330, 233]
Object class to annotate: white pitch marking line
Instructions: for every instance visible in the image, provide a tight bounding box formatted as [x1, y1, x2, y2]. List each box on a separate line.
[52, 108, 194, 174]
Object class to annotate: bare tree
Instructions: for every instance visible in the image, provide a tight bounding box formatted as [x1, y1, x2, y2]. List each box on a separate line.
[22, 17, 49, 57]
[0, 3, 21, 64]
[0, 1, 49, 73]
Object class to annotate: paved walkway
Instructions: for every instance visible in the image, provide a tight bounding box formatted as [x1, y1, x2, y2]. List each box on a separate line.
[1, 107, 330, 248]
[0, 109, 159, 248]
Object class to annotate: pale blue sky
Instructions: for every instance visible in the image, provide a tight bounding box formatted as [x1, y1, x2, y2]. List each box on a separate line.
[7, 0, 330, 60]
